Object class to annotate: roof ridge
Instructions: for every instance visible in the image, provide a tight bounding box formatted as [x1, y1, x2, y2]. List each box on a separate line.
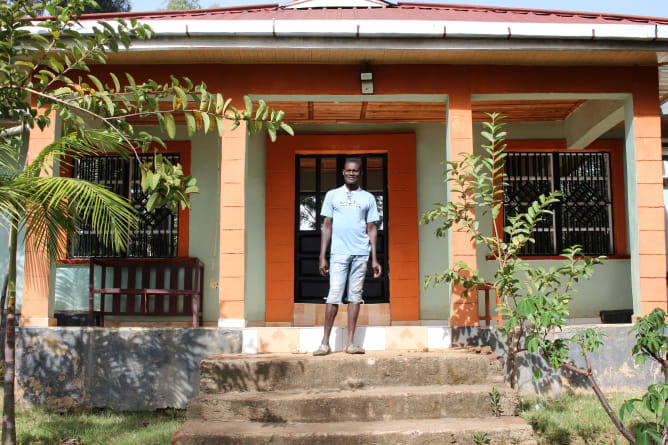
[397, 2, 668, 22]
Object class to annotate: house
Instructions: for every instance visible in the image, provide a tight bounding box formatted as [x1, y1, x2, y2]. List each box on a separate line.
[9, 0, 668, 341]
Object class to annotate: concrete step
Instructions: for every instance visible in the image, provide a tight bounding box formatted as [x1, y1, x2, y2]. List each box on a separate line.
[187, 384, 520, 423]
[200, 350, 505, 394]
[171, 417, 536, 445]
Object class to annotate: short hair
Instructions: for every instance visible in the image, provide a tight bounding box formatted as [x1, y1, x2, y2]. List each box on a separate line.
[344, 157, 362, 167]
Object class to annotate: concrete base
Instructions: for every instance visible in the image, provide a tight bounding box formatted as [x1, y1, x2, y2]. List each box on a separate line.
[240, 325, 452, 353]
[16, 327, 241, 410]
[452, 324, 660, 394]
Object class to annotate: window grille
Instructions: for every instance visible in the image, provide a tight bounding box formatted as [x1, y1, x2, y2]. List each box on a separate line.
[70, 153, 181, 258]
[503, 151, 613, 256]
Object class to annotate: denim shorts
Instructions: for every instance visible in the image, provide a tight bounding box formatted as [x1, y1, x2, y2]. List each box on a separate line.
[325, 254, 369, 305]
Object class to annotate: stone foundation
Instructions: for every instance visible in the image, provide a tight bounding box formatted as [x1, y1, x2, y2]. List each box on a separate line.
[16, 327, 241, 410]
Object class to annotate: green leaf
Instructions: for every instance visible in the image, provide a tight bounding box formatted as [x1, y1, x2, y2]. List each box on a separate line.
[215, 93, 224, 113]
[184, 112, 196, 137]
[109, 72, 121, 92]
[141, 170, 152, 192]
[216, 116, 225, 137]
[146, 193, 159, 212]
[164, 113, 176, 139]
[201, 112, 210, 135]
[280, 122, 294, 136]
[243, 95, 253, 115]
[87, 74, 104, 93]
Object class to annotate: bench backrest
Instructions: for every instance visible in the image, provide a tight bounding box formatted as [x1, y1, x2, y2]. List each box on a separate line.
[89, 257, 204, 317]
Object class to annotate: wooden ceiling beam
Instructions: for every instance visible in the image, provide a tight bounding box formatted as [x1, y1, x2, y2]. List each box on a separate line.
[360, 102, 368, 120]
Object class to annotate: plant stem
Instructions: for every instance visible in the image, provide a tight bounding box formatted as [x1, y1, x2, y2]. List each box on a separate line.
[1, 221, 17, 445]
[560, 357, 635, 444]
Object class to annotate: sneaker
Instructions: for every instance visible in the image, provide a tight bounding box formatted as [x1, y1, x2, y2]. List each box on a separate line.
[312, 344, 331, 356]
[344, 344, 365, 354]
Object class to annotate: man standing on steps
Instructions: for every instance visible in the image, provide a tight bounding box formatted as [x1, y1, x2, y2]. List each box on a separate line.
[313, 157, 382, 356]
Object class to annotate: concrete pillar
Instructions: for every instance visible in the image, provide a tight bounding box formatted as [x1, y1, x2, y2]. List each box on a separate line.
[625, 83, 667, 317]
[447, 90, 479, 327]
[218, 121, 247, 328]
[20, 116, 57, 327]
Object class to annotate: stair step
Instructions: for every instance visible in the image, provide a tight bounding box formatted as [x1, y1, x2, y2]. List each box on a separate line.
[172, 417, 536, 445]
[188, 384, 519, 422]
[200, 350, 505, 394]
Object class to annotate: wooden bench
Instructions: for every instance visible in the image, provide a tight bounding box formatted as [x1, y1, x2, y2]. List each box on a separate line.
[89, 257, 204, 327]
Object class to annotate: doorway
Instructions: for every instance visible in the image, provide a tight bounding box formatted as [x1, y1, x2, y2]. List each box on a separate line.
[294, 154, 389, 304]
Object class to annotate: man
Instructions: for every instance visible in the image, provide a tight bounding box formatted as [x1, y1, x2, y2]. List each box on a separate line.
[313, 157, 381, 356]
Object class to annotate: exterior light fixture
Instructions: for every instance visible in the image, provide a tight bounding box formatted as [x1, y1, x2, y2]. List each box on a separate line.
[360, 65, 374, 95]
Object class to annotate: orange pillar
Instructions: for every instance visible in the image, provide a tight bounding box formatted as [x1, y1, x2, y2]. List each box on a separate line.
[630, 82, 666, 316]
[20, 118, 57, 327]
[264, 136, 295, 322]
[218, 121, 247, 328]
[447, 90, 480, 327]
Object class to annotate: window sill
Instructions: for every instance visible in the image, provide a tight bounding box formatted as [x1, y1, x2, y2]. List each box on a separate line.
[485, 254, 630, 261]
[57, 257, 193, 265]
[57, 259, 90, 265]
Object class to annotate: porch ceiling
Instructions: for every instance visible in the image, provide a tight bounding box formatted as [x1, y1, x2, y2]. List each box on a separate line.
[256, 99, 584, 123]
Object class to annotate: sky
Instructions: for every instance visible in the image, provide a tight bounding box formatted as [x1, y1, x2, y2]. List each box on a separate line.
[131, 0, 668, 18]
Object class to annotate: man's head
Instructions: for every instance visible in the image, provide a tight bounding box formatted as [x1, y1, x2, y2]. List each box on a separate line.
[342, 158, 362, 189]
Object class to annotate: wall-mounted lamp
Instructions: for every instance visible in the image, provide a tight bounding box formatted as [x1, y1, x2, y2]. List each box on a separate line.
[360, 65, 374, 95]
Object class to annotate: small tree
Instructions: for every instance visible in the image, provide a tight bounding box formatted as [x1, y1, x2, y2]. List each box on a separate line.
[83, 0, 131, 13]
[421, 112, 601, 388]
[0, 1, 291, 444]
[164, 0, 201, 10]
[621, 309, 667, 444]
[422, 113, 666, 444]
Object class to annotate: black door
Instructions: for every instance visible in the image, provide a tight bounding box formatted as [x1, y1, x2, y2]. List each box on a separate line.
[295, 154, 389, 304]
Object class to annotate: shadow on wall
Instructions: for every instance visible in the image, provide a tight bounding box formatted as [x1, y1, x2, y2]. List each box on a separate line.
[452, 325, 662, 394]
[16, 327, 241, 410]
[54, 265, 89, 313]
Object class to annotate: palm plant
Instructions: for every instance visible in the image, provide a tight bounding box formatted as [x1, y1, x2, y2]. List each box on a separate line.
[0, 127, 137, 444]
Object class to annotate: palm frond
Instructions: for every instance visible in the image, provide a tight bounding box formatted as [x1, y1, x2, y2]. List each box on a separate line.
[22, 176, 137, 262]
[0, 136, 22, 176]
[22, 129, 128, 178]
[0, 181, 27, 230]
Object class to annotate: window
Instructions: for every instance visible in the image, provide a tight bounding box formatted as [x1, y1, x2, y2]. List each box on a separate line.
[70, 153, 181, 258]
[503, 151, 613, 256]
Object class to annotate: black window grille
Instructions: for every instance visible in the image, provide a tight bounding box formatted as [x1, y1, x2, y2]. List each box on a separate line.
[70, 153, 181, 258]
[503, 151, 613, 256]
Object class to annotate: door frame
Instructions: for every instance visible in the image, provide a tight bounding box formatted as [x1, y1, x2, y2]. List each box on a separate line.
[266, 133, 420, 322]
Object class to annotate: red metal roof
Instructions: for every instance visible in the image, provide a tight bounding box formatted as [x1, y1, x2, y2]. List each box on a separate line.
[76, 2, 668, 25]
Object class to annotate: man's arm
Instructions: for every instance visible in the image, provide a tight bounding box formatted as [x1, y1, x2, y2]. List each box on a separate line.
[367, 222, 382, 278]
[319, 217, 333, 275]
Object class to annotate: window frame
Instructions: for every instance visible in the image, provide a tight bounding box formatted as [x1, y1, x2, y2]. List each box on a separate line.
[57, 141, 192, 263]
[493, 139, 627, 259]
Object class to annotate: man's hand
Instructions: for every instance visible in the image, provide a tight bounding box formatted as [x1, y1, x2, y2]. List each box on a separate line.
[319, 257, 329, 276]
[372, 259, 382, 278]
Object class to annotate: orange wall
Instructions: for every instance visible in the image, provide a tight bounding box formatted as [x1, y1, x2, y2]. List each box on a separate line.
[266, 134, 419, 322]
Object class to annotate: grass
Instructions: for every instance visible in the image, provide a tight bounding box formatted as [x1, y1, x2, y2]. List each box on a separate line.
[0, 388, 184, 445]
[521, 392, 651, 445]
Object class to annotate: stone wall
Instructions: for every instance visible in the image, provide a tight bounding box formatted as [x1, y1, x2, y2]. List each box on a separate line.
[16, 327, 241, 410]
[452, 325, 662, 394]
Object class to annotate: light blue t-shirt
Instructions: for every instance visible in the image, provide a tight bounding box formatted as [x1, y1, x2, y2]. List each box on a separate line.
[321, 185, 380, 255]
